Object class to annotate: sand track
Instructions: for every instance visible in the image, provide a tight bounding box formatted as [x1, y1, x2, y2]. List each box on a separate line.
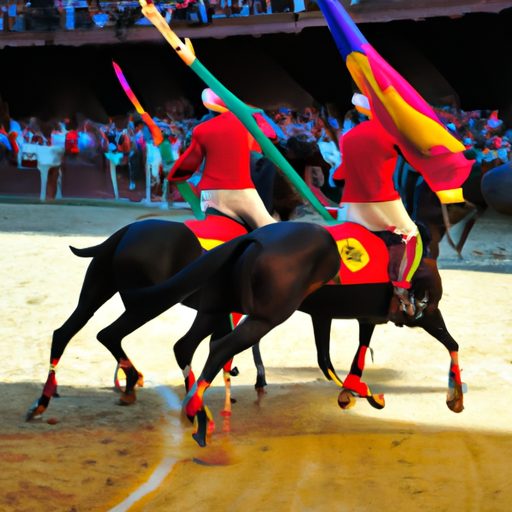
[1, 203, 511, 511]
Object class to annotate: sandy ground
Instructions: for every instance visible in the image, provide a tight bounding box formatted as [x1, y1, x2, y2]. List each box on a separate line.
[1, 201, 512, 512]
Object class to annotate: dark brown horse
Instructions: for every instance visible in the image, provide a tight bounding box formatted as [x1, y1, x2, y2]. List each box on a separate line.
[25, 220, 340, 422]
[119, 221, 464, 446]
[26, 216, 464, 444]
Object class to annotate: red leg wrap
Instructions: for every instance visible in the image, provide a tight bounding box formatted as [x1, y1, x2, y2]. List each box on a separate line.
[185, 380, 209, 418]
[343, 374, 370, 397]
[119, 358, 133, 370]
[357, 346, 367, 372]
[42, 371, 57, 399]
[449, 363, 462, 386]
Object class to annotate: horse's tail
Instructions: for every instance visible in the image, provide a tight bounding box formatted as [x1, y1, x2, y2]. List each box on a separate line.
[69, 225, 131, 258]
[123, 233, 258, 322]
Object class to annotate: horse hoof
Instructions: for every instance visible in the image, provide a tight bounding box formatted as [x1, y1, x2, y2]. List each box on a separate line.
[367, 393, 385, 410]
[446, 399, 464, 413]
[338, 389, 356, 410]
[447, 384, 464, 413]
[192, 409, 209, 447]
[446, 396, 464, 413]
[192, 431, 207, 447]
[136, 372, 144, 388]
[119, 391, 136, 406]
[26, 401, 46, 421]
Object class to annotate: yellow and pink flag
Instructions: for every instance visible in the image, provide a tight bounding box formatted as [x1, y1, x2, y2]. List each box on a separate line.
[317, 0, 472, 203]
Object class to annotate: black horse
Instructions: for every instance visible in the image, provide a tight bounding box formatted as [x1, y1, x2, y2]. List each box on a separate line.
[26, 220, 340, 421]
[119, 221, 463, 445]
[26, 215, 464, 432]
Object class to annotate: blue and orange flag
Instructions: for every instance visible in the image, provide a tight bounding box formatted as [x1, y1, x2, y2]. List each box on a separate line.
[317, 0, 472, 203]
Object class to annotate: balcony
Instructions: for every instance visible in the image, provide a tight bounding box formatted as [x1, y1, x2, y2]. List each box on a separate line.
[0, 0, 510, 48]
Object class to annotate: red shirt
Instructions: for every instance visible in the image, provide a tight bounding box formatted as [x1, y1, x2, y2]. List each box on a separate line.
[334, 120, 400, 203]
[168, 112, 274, 191]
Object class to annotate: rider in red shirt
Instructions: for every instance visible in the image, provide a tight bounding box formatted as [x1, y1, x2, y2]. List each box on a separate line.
[334, 118, 423, 316]
[168, 89, 278, 229]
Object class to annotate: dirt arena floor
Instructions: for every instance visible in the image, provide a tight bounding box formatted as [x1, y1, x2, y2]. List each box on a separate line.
[1, 201, 511, 512]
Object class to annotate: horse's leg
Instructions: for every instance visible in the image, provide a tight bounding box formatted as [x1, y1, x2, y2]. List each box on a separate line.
[184, 317, 276, 447]
[210, 313, 242, 417]
[252, 342, 267, 399]
[26, 276, 116, 420]
[173, 311, 223, 392]
[96, 311, 154, 406]
[415, 309, 464, 413]
[339, 322, 385, 410]
[220, 354, 234, 432]
[312, 314, 344, 387]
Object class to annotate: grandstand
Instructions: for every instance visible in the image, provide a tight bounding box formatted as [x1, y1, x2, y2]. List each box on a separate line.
[0, 0, 510, 120]
[0, 0, 510, 46]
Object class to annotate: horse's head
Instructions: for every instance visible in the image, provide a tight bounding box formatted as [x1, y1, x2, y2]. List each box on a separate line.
[388, 255, 442, 328]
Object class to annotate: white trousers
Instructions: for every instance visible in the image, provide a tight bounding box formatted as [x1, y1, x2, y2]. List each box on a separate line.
[200, 188, 277, 229]
[340, 200, 418, 238]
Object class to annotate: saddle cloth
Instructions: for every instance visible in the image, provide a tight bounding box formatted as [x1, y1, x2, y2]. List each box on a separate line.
[324, 222, 390, 285]
[185, 216, 390, 285]
[185, 214, 248, 251]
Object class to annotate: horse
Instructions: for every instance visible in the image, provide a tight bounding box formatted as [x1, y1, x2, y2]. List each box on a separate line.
[25, 213, 465, 447]
[394, 156, 490, 259]
[300, 254, 460, 412]
[25, 219, 340, 421]
[119, 220, 464, 446]
[24, 140, 305, 418]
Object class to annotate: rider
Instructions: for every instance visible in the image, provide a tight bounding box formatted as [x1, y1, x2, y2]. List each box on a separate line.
[335, 93, 473, 317]
[167, 88, 278, 230]
[334, 109, 422, 316]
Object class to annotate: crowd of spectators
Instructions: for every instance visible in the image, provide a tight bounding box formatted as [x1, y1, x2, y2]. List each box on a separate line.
[0, 0, 310, 33]
[433, 106, 512, 167]
[0, 95, 510, 202]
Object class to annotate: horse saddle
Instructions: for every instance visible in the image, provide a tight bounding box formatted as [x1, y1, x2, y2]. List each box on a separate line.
[185, 214, 249, 251]
[324, 222, 390, 285]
